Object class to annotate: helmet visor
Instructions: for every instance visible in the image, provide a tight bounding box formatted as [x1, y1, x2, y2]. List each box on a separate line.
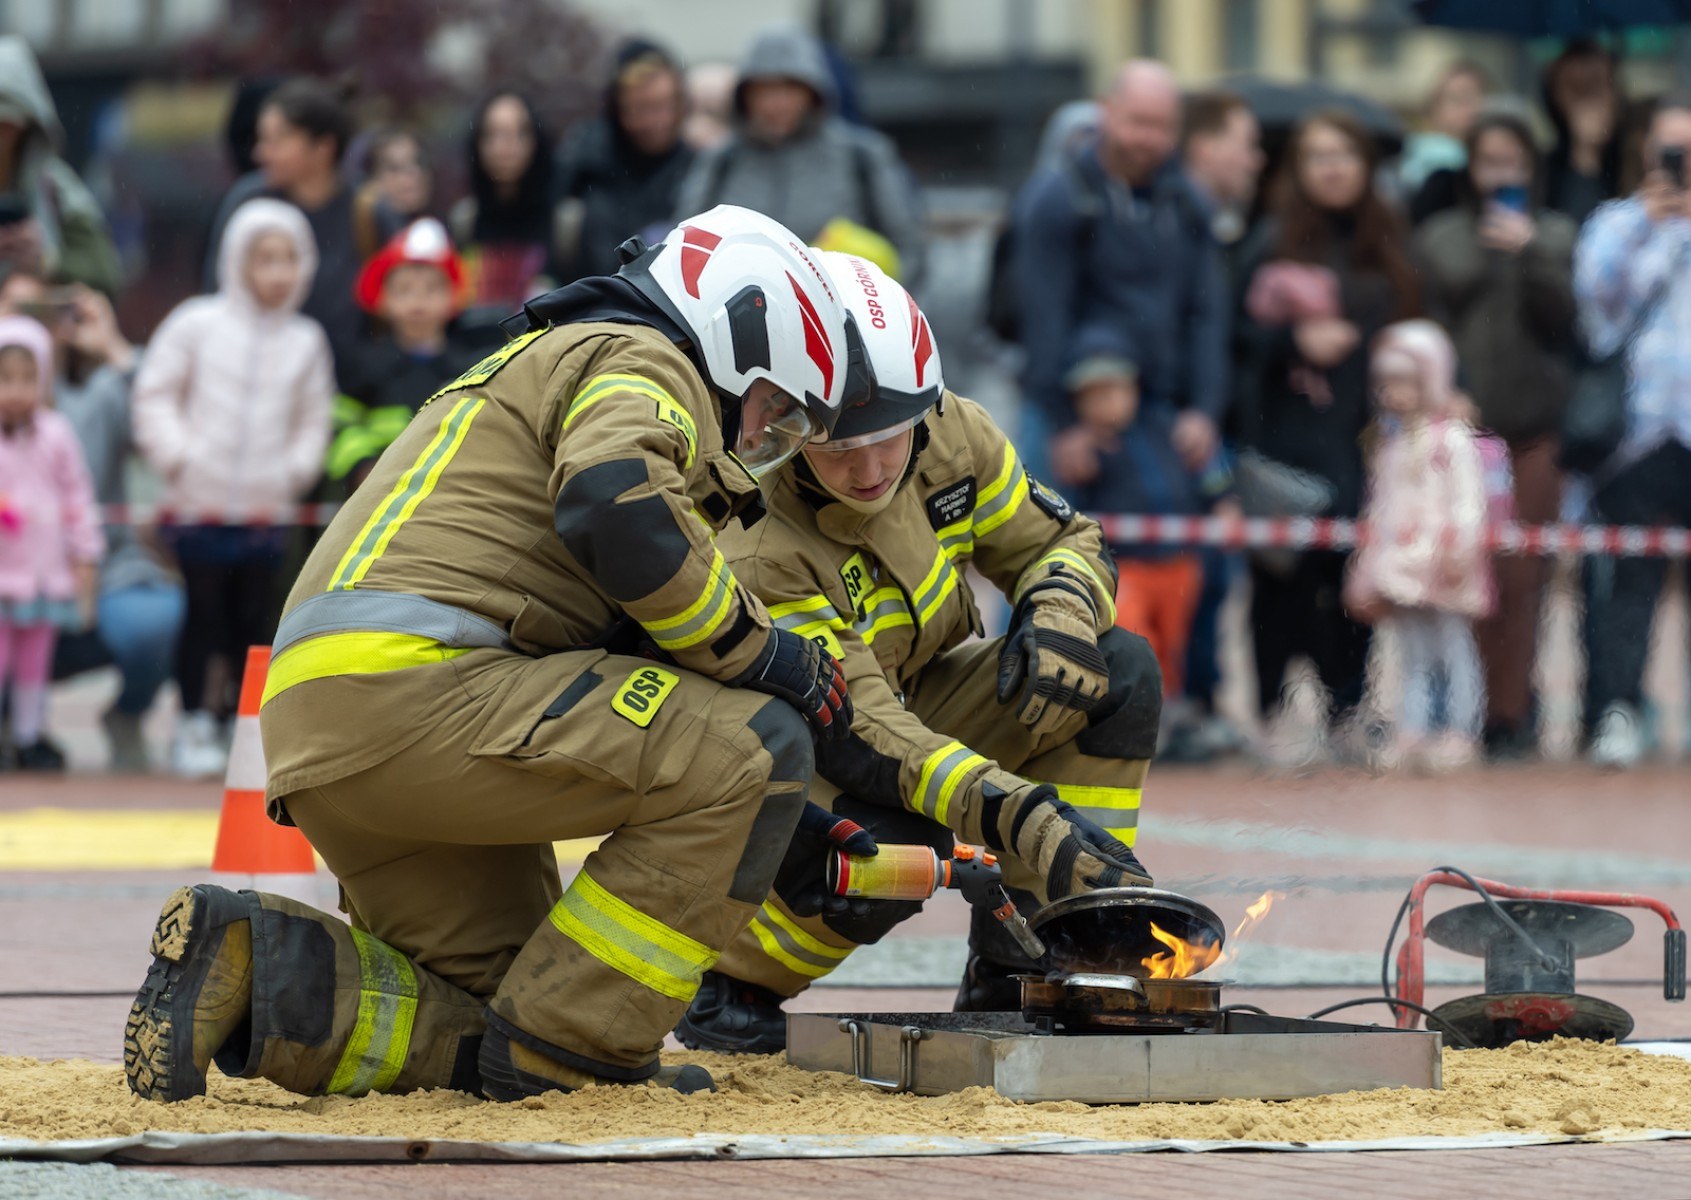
[807, 410, 926, 453]
[736, 386, 821, 478]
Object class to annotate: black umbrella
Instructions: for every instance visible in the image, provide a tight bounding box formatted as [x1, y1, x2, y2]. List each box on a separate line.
[1414, 0, 1691, 37]
[1220, 75, 1406, 154]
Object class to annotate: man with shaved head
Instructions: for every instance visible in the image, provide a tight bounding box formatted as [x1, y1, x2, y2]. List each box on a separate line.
[1009, 59, 1231, 717]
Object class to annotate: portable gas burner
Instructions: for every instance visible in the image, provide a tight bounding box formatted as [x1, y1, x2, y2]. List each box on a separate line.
[788, 887, 1443, 1102]
[1017, 887, 1230, 1033]
[1391, 869, 1686, 1049]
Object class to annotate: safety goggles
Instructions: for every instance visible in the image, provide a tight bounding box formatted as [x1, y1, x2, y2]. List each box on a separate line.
[735, 386, 823, 478]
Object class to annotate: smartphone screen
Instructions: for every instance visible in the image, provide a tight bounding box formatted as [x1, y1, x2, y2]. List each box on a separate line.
[1492, 184, 1530, 214]
[1663, 147, 1687, 188]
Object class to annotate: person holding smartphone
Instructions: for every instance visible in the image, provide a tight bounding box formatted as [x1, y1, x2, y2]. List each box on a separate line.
[1573, 94, 1691, 769]
[1414, 104, 1578, 762]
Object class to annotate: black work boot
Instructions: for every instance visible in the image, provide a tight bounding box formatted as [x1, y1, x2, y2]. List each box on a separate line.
[478, 1017, 714, 1100]
[954, 892, 1042, 1012]
[125, 885, 254, 1101]
[953, 955, 1029, 1012]
[674, 971, 788, 1054]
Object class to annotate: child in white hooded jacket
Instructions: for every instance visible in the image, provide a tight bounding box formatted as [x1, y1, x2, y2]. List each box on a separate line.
[135, 198, 333, 777]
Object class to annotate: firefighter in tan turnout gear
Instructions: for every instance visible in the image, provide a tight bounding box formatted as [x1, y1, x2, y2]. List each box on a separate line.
[677, 253, 1159, 1054]
[124, 206, 862, 1102]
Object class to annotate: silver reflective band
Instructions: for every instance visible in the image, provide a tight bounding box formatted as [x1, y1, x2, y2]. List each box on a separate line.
[273, 590, 514, 656]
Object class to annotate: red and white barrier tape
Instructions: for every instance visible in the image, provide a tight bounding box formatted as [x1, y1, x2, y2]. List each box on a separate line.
[98, 503, 342, 528]
[1093, 514, 1691, 557]
[95, 504, 1691, 558]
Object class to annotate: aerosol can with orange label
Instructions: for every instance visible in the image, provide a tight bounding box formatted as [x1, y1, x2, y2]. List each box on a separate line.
[827, 843, 1046, 959]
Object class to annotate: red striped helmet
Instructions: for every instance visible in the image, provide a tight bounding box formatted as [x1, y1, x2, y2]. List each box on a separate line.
[625, 205, 864, 476]
[812, 251, 943, 450]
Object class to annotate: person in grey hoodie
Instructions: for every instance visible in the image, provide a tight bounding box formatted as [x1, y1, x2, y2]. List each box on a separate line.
[675, 26, 924, 285]
[0, 37, 121, 293]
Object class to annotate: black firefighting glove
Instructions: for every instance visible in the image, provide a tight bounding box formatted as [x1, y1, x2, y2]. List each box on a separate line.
[977, 782, 1152, 902]
[775, 801, 880, 918]
[746, 627, 853, 741]
[997, 578, 1109, 740]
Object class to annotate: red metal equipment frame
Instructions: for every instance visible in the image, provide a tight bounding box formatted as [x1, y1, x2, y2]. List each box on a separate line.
[1391, 870, 1685, 1030]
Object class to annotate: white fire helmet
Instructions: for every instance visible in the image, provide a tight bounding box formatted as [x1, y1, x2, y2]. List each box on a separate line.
[623, 205, 865, 477]
[809, 251, 943, 453]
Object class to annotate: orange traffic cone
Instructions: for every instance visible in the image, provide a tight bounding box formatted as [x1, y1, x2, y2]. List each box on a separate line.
[211, 646, 317, 878]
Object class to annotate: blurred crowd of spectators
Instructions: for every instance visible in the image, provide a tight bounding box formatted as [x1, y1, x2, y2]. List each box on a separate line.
[1, 26, 1688, 779]
[999, 39, 1691, 774]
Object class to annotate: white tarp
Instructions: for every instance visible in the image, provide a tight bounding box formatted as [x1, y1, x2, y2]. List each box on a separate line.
[4, 1043, 1687, 1166]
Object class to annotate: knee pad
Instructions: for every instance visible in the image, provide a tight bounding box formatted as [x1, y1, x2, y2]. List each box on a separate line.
[747, 697, 814, 785]
[1077, 627, 1162, 760]
[726, 700, 813, 905]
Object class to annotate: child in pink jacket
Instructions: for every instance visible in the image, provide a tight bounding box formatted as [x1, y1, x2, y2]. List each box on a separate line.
[134, 198, 332, 778]
[0, 314, 103, 771]
[1344, 320, 1491, 771]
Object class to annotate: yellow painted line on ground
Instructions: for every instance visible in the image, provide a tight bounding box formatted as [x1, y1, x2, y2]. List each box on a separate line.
[0, 809, 602, 872]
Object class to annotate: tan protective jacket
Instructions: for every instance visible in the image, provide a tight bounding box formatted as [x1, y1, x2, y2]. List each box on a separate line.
[263, 321, 772, 795]
[718, 394, 1116, 839]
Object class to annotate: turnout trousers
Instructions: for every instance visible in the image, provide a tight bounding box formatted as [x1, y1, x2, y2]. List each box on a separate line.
[241, 646, 810, 1094]
[713, 628, 1159, 998]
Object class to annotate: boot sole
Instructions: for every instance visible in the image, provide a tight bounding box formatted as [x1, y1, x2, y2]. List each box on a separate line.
[125, 886, 214, 1102]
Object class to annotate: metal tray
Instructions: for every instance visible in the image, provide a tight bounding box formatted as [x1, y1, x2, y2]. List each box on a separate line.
[787, 1011, 1443, 1104]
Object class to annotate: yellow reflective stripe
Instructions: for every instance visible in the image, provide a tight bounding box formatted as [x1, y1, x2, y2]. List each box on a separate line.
[860, 608, 914, 645]
[1042, 782, 1143, 848]
[564, 374, 694, 468]
[1017, 547, 1119, 624]
[641, 547, 738, 651]
[563, 373, 669, 425]
[768, 594, 840, 622]
[327, 396, 484, 591]
[763, 899, 852, 961]
[326, 928, 418, 1096]
[974, 473, 1030, 538]
[913, 740, 987, 825]
[937, 516, 975, 562]
[548, 869, 718, 1002]
[261, 632, 470, 705]
[935, 752, 988, 828]
[854, 585, 913, 646]
[769, 595, 849, 652]
[784, 617, 844, 642]
[911, 548, 960, 626]
[426, 326, 546, 403]
[750, 902, 852, 978]
[749, 915, 833, 978]
[977, 442, 1017, 498]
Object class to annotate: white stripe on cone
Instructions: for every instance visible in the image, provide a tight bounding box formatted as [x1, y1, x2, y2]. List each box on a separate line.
[225, 714, 267, 793]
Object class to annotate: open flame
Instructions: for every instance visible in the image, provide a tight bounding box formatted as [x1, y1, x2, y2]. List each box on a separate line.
[1238, 890, 1278, 934]
[1139, 922, 1222, 979]
[1140, 892, 1283, 980]
[1211, 890, 1284, 971]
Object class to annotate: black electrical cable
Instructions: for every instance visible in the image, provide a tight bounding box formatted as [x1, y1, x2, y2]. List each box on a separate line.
[1304, 996, 1478, 1049]
[1218, 1003, 1269, 1015]
[1380, 864, 1560, 1003]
